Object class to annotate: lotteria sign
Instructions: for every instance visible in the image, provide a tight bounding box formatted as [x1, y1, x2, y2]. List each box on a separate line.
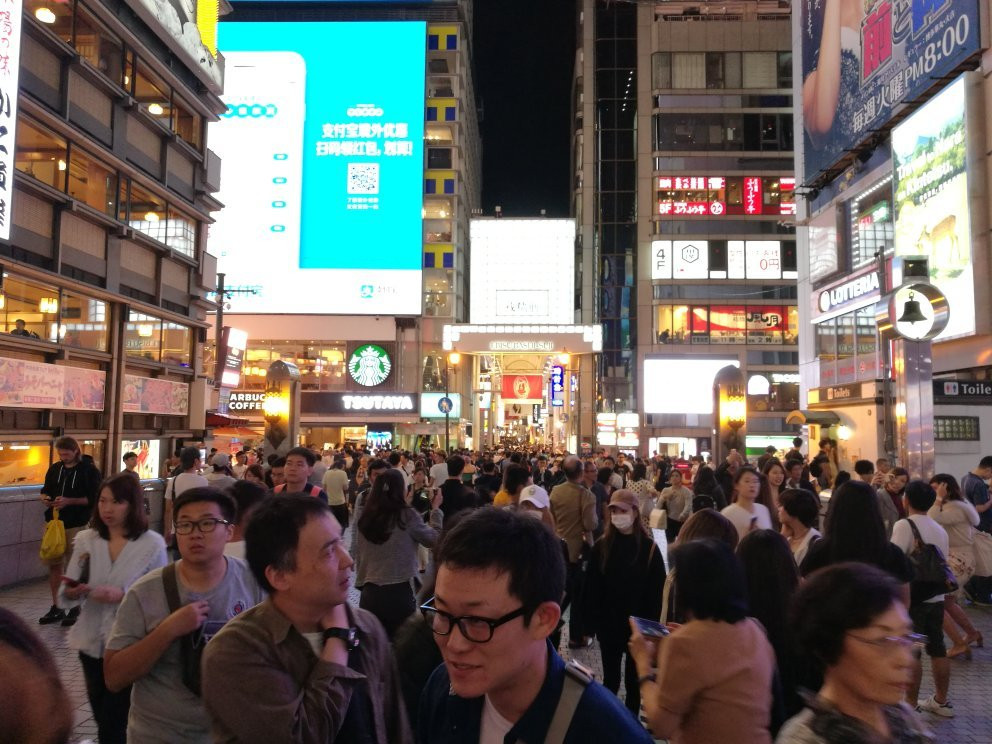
[816, 271, 880, 316]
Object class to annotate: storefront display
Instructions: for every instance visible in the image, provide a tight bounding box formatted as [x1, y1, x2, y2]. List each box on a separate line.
[120, 440, 161, 479]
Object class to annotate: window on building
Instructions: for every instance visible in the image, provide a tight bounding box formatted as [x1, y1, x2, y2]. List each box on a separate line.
[242, 343, 348, 391]
[934, 416, 980, 441]
[59, 291, 109, 351]
[743, 52, 778, 87]
[14, 118, 68, 191]
[816, 318, 837, 362]
[423, 198, 453, 220]
[705, 53, 725, 89]
[725, 52, 743, 88]
[0, 272, 61, 340]
[426, 125, 454, 144]
[427, 148, 452, 169]
[124, 310, 162, 361]
[851, 179, 894, 270]
[672, 53, 706, 88]
[166, 206, 196, 258]
[777, 52, 793, 88]
[26, 0, 72, 42]
[127, 181, 167, 243]
[651, 52, 671, 89]
[134, 61, 172, 122]
[172, 97, 202, 150]
[161, 322, 191, 367]
[424, 269, 454, 318]
[67, 145, 117, 216]
[74, 3, 124, 84]
[426, 107, 438, 122]
[444, 106, 457, 122]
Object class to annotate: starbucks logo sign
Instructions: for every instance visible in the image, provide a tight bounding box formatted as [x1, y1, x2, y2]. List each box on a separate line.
[348, 344, 392, 387]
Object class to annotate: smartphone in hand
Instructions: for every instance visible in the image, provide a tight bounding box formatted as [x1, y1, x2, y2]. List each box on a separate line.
[61, 576, 82, 588]
[631, 616, 670, 639]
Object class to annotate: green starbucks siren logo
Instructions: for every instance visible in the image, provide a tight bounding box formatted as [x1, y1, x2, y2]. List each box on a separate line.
[348, 344, 392, 387]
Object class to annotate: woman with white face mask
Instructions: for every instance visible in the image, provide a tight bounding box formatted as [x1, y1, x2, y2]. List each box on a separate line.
[586, 490, 667, 715]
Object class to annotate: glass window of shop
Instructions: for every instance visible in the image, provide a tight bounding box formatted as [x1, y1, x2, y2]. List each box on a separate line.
[172, 97, 203, 150]
[134, 61, 172, 122]
[850, 179, 894, 271]
[162, 322, 191, 367]
[817, 308, 881, 384]
[425, 269, 454, 318]
[747, 372, 799, 412]
[67, 145, 117, 216]
[74, 3, 125, 83]
[14, 118, 68, 191]
[126, 181, 167, 242]
[242, 343, 348, 391]
[0, 439, 104, 487]
[1, 273, 61, 340]
[166, 206, 197, 258]
[26, 0, 73, 42]
[124, 310, 162, 361]
[654, 304, 795, 345]
[59, 291, 108, 351]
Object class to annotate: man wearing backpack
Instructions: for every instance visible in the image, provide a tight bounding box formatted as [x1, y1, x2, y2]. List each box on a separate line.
[104, 488, 265, 743]
[417, 508, 652, 743]
[891, 480, 954, 718]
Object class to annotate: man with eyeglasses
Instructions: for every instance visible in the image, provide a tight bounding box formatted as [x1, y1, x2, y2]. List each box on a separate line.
[104, 488, 265, 743]
[202, 494, 412, 743]
[417, 508, 653, 743]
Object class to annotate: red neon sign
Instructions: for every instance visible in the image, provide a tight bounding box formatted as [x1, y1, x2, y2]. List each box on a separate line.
[744, 177, 763, 215]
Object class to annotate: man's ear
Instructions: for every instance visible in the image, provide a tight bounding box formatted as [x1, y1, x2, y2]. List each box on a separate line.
[266, 565, 292, 593]
[528, 601, 562, 641]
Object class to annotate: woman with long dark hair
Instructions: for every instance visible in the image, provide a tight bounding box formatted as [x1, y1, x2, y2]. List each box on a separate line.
[631, 539, 775, 743]
[737, 529, 802, 729]
[59, 473, 167, 744]
[691, 465, 727, 511]
[800, 480, 913, 596]
[722, 466, 773, 541]
[354, 468, 442, 637]
[588, 490, 666, 714]
[761, 459, 787, 532]
[928, 473, 983, 657]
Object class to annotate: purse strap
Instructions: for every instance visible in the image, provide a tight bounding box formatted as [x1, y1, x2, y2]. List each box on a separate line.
[905, 517, 926, 550]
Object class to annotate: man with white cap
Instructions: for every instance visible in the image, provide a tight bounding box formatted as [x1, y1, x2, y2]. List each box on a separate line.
[518, 484, 555, 531]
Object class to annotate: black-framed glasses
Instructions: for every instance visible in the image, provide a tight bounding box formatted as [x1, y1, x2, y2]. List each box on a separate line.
[419, 597, 527, 643]
[174, 517, 232, 536]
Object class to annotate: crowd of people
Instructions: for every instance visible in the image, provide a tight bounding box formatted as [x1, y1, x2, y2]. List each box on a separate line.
[5, 435, 992, 743]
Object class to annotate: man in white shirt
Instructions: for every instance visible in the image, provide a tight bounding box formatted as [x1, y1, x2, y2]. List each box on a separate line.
[891, 480, 953, 717]
[428, 451, 449, 489]
[231, 451, 248, 480]
[163, 447, 209, 547]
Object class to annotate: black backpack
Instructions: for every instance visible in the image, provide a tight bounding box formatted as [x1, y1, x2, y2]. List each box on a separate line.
[692, 494, 717, 512]
[904, 518, 958, 605]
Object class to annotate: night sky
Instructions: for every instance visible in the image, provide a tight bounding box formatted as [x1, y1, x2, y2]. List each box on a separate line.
[473, 0, 575, 217]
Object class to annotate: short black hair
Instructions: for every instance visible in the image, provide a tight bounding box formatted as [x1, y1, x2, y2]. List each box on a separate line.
[792, 437, 803, 448]
[172, 487, 236, 525]
[481, 459, 496, 474]
[979, 456, 992, 470]
[778, 488, 820, 528]
[853, 459, 875, 476]
[446, 455, 465, 478]
[388, 452, 402, 467]
[671, 538, 748, 623]
[368, 458, 388, 473]
[245, 495, 332, 593]
[765, 445, 778, 454]
[285, 446, 316, 467]
[227, 480, 270, 527]
[791, 562, 901, 667]
[271, 456, 287, 468]
[905, 479, 937, 512]
[179, 446, 201, 469]
[436, 508, 565, 624]
[537, 454, 548, 463]
[122, 451, 137, 462]
[784, 458, 803, 473]
[502, 464, 531, 495]
[597, 466, 613, 485]
[833, 471, 851, 488]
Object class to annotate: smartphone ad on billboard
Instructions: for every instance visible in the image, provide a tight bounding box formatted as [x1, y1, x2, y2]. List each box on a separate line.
[210, 22, 426, 315]
[799, 0, 979, 180]
[892, 76, 973, 340]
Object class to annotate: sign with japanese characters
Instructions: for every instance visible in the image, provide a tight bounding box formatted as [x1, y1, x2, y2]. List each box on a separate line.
[0, 0, 23, 241]
[550, 365, 565, 407]
[800, 0, 979, 181]
[212, 22, 426, 314]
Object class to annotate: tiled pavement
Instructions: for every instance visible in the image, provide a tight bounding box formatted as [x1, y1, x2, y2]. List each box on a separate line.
[2, 535, 991, 743]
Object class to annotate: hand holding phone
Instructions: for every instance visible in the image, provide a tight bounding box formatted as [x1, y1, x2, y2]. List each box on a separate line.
[631, 616, 670, 639]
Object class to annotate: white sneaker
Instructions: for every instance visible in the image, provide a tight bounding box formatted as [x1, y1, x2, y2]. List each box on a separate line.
[919, 695, 955, 718]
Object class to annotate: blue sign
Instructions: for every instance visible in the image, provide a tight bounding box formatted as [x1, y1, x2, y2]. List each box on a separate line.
[212, 22, 426, 314]
[550, 365, 565, 408]
[800, 0, 979, 181]
[438, 396, 454, 414]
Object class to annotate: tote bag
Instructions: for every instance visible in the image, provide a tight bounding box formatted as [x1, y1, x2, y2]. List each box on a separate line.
[39, 508, 67, 562]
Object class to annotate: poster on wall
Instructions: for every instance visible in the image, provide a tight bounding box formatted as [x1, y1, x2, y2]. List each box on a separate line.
[120, 440, 161, 479]
[0, 358, 106, 411]
[892, 76, 973, 340]
[500, 375, 544, 403]
[122, 375, 190, 415]
[211, 22, 426, 315]
[799, 0, 979, 181]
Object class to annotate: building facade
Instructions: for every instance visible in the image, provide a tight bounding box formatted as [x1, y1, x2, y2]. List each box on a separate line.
[208, 0, 482, 452]
[574, 0, 799, 459]
[1, 0, 226, 485]
[793, 0, 992, 477]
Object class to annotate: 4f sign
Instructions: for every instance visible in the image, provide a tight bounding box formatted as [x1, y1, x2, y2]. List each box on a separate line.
[348, 344, 392, 387]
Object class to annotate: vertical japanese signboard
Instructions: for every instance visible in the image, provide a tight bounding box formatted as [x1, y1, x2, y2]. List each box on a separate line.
[550, 365, 565, 407]
[0, 0, 22, 240]
[800, 0, 979, 181]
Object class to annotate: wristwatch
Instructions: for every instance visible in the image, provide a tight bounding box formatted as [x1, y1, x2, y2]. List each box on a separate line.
[322, 626, 360, 651]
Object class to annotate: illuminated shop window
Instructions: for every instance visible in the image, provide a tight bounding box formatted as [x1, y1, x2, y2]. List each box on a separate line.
[0, 272, 60, 340]
[75, 3, 124, 84]
[59, 292, 109, 351]
[26, 0, 72, 42]
[135, 61, 172, 122]
[67, 146, 117, 216]
[162, 322, 191, 367]
[124, 310, 162, 361]
[173, 97, 203, 150]
[14, 118, 68, 191]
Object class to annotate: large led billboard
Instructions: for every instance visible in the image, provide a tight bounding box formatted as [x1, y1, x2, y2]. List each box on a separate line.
[643, 358, 739, 414]
[469, 220, 575, 324]
[210, 22, 426, 314]
[892, 76, 972, 340]
[800, 0, 979, 181]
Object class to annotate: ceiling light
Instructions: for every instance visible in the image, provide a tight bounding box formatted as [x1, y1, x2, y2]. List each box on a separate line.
[147, 103, 165, 116]
[35, 8, 57, 24]
[57, 159, 66, 171]
[144, 211, 160, 222]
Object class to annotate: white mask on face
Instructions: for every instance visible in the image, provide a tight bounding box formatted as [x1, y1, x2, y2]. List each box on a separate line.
[611, 513, 635, 531]
[521, 508, 544, 520]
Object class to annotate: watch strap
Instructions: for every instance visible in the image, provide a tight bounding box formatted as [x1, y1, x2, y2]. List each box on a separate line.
[322, 626, 359, 651]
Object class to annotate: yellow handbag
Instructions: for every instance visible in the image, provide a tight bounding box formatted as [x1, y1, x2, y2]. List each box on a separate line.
[40, 508, 67, 562]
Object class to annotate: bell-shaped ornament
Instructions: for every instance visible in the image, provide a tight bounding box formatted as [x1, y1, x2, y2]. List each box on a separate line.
[898, 291, 927, 324]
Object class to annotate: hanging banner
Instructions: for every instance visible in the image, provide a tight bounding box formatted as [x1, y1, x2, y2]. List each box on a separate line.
[0, 358, 106, 410]
[500, 374, 544, 403]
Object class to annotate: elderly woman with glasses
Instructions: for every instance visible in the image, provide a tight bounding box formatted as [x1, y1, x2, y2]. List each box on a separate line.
[777, 562, 933, 744]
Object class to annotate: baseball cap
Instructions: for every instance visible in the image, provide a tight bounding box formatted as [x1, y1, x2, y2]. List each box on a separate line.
[519, 485, 550, 510]
[212, 452, 231, 468]
[608, 489, 637, 511]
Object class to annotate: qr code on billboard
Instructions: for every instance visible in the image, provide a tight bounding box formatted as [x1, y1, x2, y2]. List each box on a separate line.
[347, 163, 380, 195]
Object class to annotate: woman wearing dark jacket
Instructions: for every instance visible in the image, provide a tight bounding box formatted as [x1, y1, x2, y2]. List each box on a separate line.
[588, 489, 666, 715]
[691, 465, 727, 511]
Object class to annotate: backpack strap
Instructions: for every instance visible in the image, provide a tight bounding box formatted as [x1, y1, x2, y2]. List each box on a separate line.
[162, 562, 182, 613]
[542, 661, 592, 744]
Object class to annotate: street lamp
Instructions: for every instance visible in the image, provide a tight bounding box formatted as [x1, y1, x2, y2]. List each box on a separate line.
[445, 352, 460, 453]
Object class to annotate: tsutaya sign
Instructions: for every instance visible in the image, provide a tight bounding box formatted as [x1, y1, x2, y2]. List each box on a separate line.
[815, 269, 881, 319]
[443, 324, 603, 354]
[341, 394, 414, 411]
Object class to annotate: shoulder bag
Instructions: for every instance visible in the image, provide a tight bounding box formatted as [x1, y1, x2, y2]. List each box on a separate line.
[972, 529, 992, 578]
[904, 519, 958, 603]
